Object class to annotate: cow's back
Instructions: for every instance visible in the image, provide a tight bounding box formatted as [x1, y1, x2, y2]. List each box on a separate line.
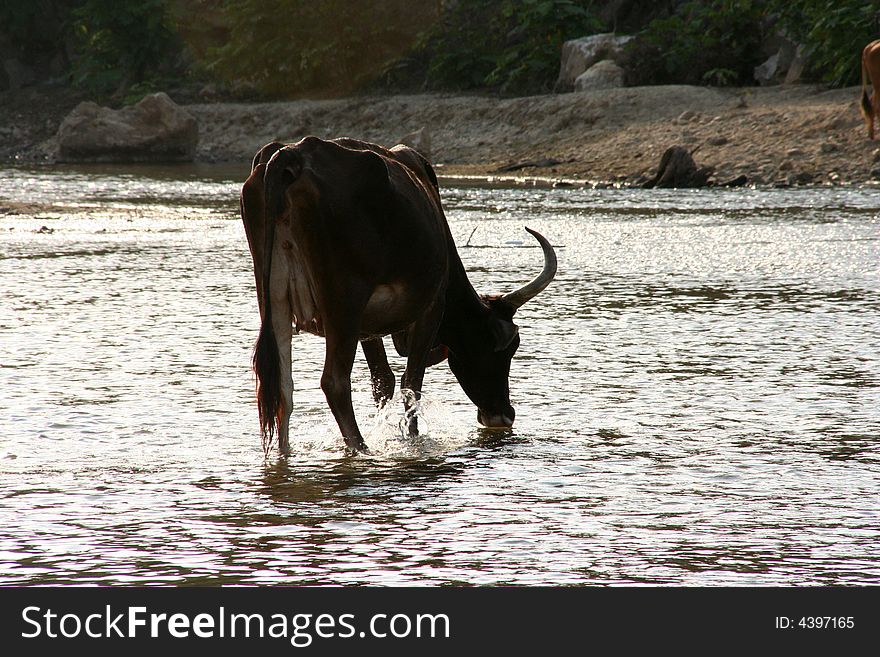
[244, 136, 449, 338]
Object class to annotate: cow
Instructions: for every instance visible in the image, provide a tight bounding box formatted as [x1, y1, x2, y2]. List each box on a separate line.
[860, 39, 880, 139]
[240, 136, 556, 454]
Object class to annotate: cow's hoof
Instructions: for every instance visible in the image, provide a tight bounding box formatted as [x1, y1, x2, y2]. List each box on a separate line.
[344, 437, 369, 455]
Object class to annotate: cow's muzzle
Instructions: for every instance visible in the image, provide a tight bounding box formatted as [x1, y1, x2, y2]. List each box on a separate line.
[477, 408, 515, 429]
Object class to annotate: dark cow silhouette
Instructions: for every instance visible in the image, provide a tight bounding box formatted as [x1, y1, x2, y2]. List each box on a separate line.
[240, 137, 556, 453]
[861, 40, 880, 139]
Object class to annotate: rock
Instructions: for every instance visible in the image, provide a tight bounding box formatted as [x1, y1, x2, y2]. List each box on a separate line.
[819, 141, 839, 153]
[556, 33, 633, 90]
[678, 110, 696, 122]
[720, 174, 749, 187]
[57, 92, 198, 163]
[643, 146, 713, 189]
[755, 52, 784, 86]
[789, 171, 814, 185]
[778, 159, 794, 171]
[754, 38, 808, 85]
[786, 148, 805, 158]
[872, 148, 880, 163]
[754, 34, 799, 86]
[707, 136, 728, 146]
[497, 157, 562, 172]
[573, 60, 625, 91]
[784, 44, 809, 84]
[397, 126, 431, 162]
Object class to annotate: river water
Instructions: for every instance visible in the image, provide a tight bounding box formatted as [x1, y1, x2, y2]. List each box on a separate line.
[0, 164, 877, 586]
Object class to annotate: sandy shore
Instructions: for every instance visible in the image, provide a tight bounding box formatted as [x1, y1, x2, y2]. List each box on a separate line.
[3, 83, 878, 187]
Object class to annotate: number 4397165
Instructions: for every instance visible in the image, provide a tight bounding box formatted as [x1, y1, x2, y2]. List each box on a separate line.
[775, 617, 854, 629]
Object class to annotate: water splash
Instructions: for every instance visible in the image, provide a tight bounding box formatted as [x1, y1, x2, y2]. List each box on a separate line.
[364, 390, 471, 459]
[279, 391, 471, 460]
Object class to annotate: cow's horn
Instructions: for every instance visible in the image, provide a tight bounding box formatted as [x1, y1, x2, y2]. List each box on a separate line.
[501, 227, 557, 310]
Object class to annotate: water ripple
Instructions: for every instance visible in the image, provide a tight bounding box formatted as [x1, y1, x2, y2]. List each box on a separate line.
[0, 165, 877, 585]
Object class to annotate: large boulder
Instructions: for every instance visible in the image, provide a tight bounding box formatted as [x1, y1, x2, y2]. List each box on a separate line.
[643, 146, 713, 189]
[556, 33, 633, 91]
[57, 92, 198, 162]
[754, 33, 807, 86]
[783, 44, 809, 84]
[574, 59, 625, 91]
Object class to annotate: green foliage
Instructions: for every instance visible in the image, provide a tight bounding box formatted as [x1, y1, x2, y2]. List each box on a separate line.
[205, 0, 438, 98]
[625, 0, 765, 87]
[627, 0, 880, 88]
[415, 0, 602, 94]
[767, 0, 880, 86]
[70, 0, 183, 98]
[0, 0, 73, 84]
[702, 68, 738, 86]
[9, 0, 880, 99]
[0, 1, 68, 57]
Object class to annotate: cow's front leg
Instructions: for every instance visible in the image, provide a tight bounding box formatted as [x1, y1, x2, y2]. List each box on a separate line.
[400, 302, 443, 438]
[361, 337, 395, 406]
[322, 329, 367, 453]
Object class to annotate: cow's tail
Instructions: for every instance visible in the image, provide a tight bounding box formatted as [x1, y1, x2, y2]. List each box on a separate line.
[862, 52, 872, 119]
[253, 146, 302, 450]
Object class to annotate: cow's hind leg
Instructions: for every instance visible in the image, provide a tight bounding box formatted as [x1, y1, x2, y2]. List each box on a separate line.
[361, 337, 395, 406]
[271, 286, 294, 454]
[322, 327, 368, 453]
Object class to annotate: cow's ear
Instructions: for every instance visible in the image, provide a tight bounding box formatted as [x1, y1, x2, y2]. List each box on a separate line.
[490, 318, 519, 352]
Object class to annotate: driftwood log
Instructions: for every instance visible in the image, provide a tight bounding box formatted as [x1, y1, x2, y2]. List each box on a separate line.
[643, 145, 713, 188]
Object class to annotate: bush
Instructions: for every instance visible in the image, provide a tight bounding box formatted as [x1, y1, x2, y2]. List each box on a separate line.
[205, 0, 439, 98]
[0, 0, 73, 85]
[70, 0, 183, 99]
[0, 1, 70, 61]
[768, 0, 880, 86]
[624, 0, 766, 87]
[409, 0, 602, 94]
[11, 0, 880, 99]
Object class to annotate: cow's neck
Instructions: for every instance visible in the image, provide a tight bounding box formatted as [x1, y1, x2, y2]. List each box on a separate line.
[438, 253, 491, 354]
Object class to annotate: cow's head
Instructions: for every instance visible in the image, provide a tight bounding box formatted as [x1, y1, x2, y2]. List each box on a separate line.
[447, 227, 556, 428]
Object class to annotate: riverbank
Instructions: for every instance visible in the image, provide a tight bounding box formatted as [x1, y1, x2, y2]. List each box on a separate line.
[2, 83, 877, 186]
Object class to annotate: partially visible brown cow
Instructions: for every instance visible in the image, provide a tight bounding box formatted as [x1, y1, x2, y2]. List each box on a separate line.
[860, 40, 880, 139]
